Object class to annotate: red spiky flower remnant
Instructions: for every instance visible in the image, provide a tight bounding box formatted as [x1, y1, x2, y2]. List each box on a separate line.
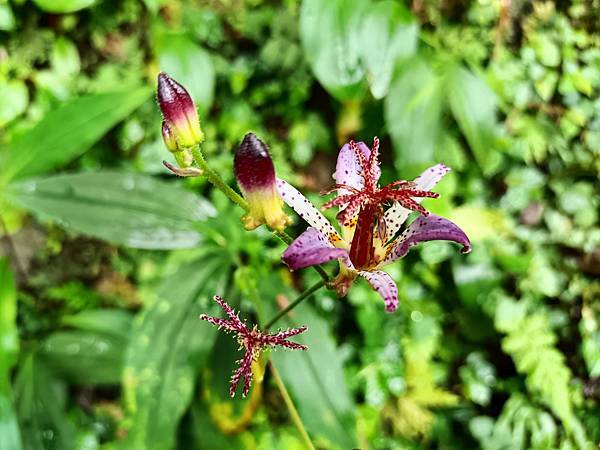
[200, 296, 308, 397]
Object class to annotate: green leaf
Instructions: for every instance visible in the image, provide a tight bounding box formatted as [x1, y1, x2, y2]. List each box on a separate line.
[189, 401, 245, 450]
[61, 309, 133, 340]
[300, 0, 369, 100]
[157, 34, 214, 114]
[51, 37, 81, 79]
[40, 310, 133, 385]
[273, 303, 356, 449]
[120, 257, 231, 450]
[142, 0, 168, 13]
[447, 65, 502, 175]
[361, 1, 418, 99]
[6, 171, 215, 249]
[2, 87, 151, 182]
[472, 395, 558, 450]
[447, 206, 508, 242]
[0, 3, 16, 31]
[15, 355, 76, 450]
[533, 70, 558, 101]
[0, 80, 28, 126]
[0, 259, 22, 450]
[32, 0, 96, 13]
[40, 331, 127, 385]
[496, 304, 591, 447]
[529, 33, 561, 68]
[385, 58, 443, 177]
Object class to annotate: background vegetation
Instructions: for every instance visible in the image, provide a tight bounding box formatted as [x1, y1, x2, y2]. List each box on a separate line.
[0, 0, 599, 449]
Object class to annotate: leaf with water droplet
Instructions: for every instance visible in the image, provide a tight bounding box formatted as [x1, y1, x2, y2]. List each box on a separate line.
[6, 171, 215, 249]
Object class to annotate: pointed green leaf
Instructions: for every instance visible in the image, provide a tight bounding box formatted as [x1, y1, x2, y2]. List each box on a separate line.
[15, 355, 76, 450]
[447, 66, 502, 175]
[120, 257, 231, 450]
[32, 0, 96, 13]
[273, 303, 356, 449]
[40, 310, 133, 385]
[300, 0, 369, 100]
[6, 171, 215, 249]
[0, 259, 22, 450]
[2, 87, 151, 182]
[361, 1, 418, 99]
[385, 58, 443, 177]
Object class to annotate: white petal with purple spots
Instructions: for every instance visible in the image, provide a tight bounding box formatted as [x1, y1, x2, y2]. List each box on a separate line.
[383, 164, 450, 241]
[358, 270, 399, 312]
[276, 178, 343, 245]
[333, 141, 380, 194]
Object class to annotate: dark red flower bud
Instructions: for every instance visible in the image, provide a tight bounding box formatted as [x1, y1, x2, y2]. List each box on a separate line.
[234, 133, 290, 231]
[157, 72, 204, 148]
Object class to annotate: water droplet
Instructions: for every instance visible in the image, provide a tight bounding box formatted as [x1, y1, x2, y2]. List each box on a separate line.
[123, 178, 135, 190]
[42, 429, 55, 440]
[410, 310, 423, 322]
[66, 343, 80, 354]
[95, 341, 109, 353]
[23, 181, 37, 193]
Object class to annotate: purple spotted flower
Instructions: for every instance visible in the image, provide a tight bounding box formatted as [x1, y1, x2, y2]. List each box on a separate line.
[157, 72, 204, 148]
[234, 132, 291, 232]
[200, 295, 307, 397]
[277, 137, 471, 313]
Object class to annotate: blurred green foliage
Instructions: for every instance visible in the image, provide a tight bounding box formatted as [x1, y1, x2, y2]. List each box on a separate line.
[0, 0, 599, 449]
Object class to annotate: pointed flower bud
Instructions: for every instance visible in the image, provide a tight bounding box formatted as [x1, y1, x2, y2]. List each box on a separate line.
[234, 133, 291, 232]
[157, 72, 204, 148]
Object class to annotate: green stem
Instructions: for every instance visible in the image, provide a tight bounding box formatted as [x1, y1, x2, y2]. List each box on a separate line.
[269, 361, 316, 450]
[191, 146, 249, 211]
[264, 280, 325, 329]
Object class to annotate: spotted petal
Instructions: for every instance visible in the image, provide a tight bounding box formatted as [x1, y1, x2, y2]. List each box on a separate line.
[333, 141, 381, 194]
[383, 164, 450, 241]
[276, 179, 343, 245]
[282, 227, 350, 270]
[383, 214, 471, 264]
[358, 270, 399, 312]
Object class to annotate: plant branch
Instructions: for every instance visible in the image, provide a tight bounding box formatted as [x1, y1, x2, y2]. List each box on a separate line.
[269, 361, 316, 450]
[264, 279, 325, 329]
[191, 146, 249, 211]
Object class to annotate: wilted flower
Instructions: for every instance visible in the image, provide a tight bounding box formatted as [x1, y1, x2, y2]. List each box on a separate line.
[234, 132, 292, 232]
[200, 295, 308, 397]
[277, 137, 471, 312]
[157, 72, 204, 148]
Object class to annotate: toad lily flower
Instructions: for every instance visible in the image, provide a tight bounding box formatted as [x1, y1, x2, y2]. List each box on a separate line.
[200, 295, 307, 397]
[277, 138, 471, 312]
[234, 132, 292, 232]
